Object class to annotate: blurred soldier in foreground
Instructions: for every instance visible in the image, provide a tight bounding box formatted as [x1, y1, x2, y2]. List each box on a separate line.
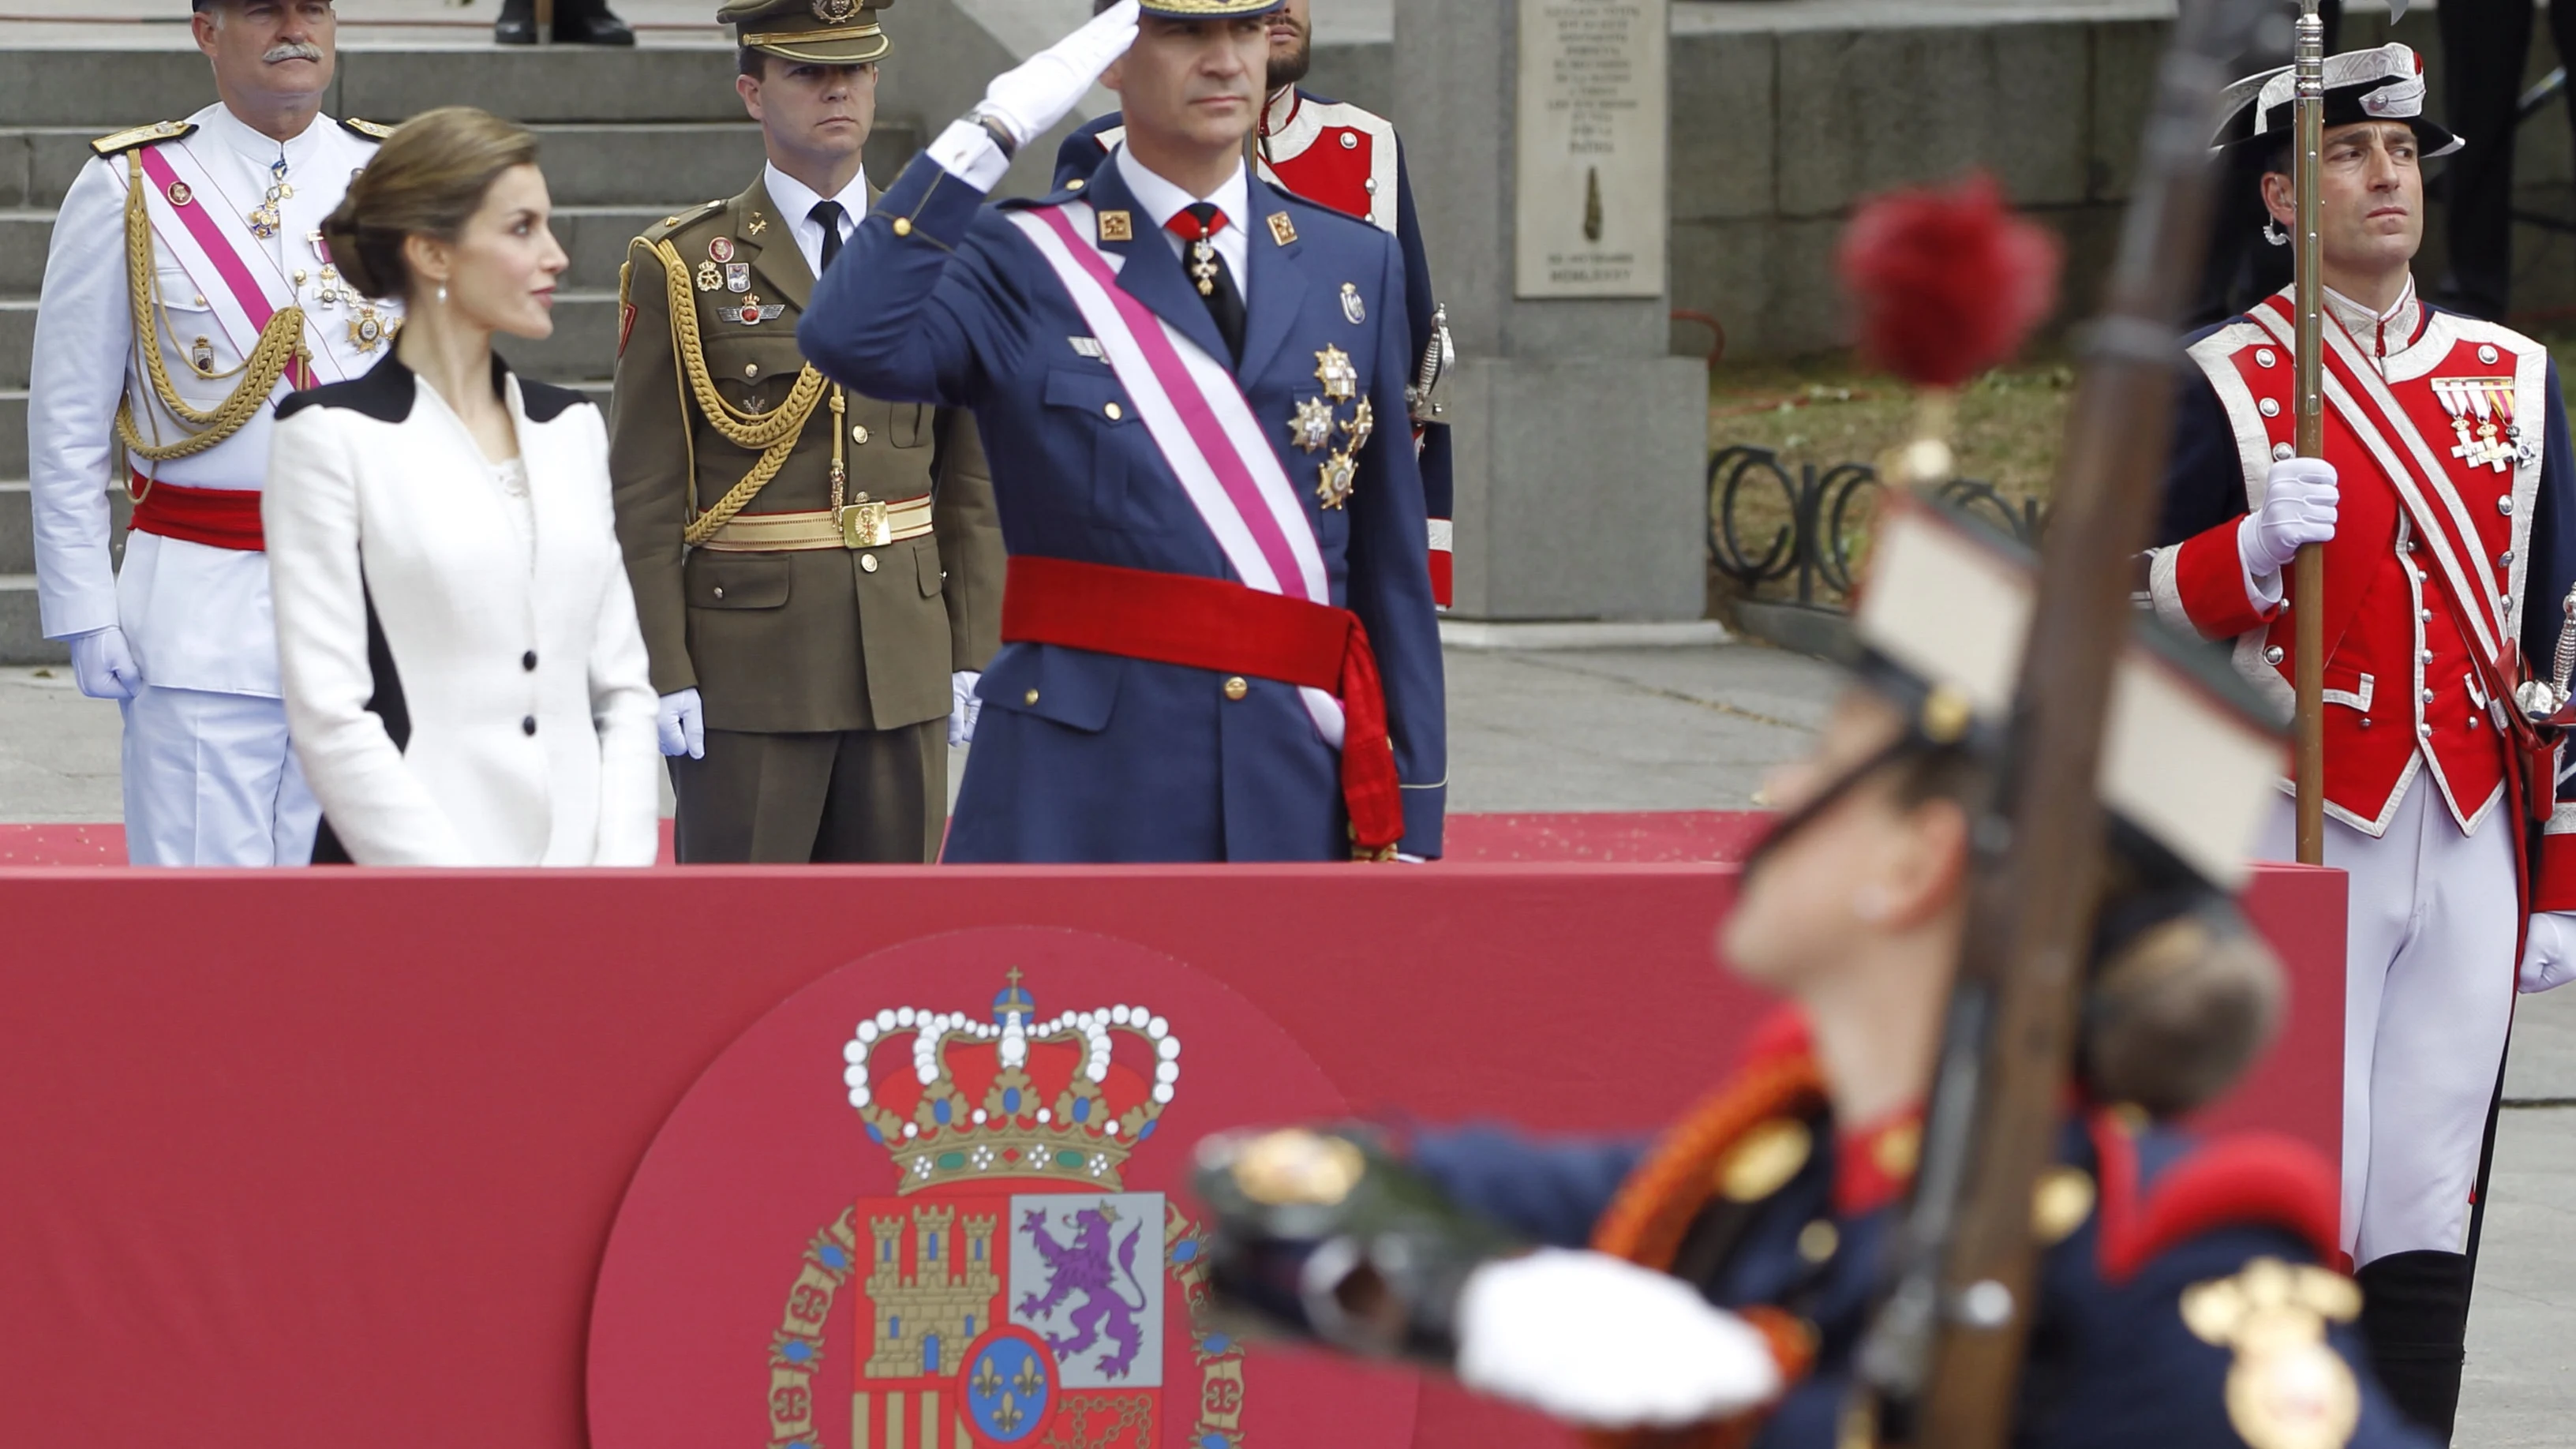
[1194, 503, 2434, 1449]
[1054, 0, 1456, 607]
[494, 0, 633, 46]
[28, 0, 395, 864]
[2148, 43, 2576, 1436]
[799, 1, 1446, 863]
[610, 0, 1002, 863]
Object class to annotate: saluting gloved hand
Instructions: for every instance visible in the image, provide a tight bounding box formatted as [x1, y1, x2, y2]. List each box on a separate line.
[1452, 1248, 1782, 1428]
[975, 0, 1139, 148]
[657, 687, 706, 760]
[68, 625, 140, 701]
[950, 671, 983, 748]
[2521, 912, 2576, 993]
[2241, 456, 2339, 593]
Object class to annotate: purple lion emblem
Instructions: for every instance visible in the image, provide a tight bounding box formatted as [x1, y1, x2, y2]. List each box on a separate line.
[1016, 1204, 1151, 1379]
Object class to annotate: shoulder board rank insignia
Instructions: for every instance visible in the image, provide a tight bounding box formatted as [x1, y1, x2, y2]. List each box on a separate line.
[1096, 210, 1133, 244]
[1268, 212, 1298, 246]
[91, 120, 194, 159]
[339, 117, 397, 142]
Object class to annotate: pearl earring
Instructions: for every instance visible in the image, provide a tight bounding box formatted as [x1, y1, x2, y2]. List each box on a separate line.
[436, 284, 448, 305]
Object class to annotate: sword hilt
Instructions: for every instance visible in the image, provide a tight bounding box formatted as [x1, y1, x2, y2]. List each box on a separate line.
[1407, 304, 1452, 425]
[2553, 584, 2576, 701]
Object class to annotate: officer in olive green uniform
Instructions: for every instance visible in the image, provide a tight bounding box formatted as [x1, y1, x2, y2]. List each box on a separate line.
[610, 0, 1004, 864]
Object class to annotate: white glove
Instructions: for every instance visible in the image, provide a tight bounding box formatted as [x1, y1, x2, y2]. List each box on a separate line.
[976, 0, 1139, 147]
[68, 625, 140, 701]
[1453, 1248, 1781, 1429]
[657, 687, 706, 760]
[949, 671, 983, 748]
[2521, 912, 2576, 994]
[2240, 456, 2339, 599]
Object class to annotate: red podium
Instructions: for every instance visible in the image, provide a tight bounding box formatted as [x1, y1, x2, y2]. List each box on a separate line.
[0, 859, 2343, 1449]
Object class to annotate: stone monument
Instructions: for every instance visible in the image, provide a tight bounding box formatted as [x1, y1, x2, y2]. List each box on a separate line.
[1397, 0, 1708, 624]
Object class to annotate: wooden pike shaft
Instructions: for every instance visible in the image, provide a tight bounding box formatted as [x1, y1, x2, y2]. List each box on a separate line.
[2293, 2, 2329, 866]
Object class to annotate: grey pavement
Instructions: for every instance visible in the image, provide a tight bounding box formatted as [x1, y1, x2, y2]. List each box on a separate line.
[0, 637, 2569, 1436]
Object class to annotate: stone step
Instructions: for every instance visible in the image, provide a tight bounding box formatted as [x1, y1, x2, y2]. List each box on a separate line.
[0, 573, 58, 666]
[0, 44, 747, 130]
[0, 480, 129, 577]
[0, 119, 788, 212]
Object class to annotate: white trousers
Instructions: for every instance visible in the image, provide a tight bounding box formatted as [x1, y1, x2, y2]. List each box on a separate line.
[2258, 771, 2518, 1266]
[118, 685, 319, 867]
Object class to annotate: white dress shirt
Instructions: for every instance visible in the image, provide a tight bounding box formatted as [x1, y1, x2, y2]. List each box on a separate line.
[761, 160, 868, 279]
[1115, 146, 1251, 285]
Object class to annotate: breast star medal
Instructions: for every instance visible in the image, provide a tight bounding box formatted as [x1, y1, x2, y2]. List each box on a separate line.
[1314, 346, 1357, 402]
[1288, 397, 1336, 453]
[1316, 450, 1358, 511]
[696, 260, 723, 292]
[346, 307, 388, 353]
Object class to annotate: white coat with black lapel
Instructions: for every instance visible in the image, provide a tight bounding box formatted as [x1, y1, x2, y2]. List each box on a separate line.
[264, 351, 661, 866]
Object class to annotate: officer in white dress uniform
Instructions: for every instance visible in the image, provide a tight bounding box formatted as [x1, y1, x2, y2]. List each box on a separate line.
[27, 0, 399, 865]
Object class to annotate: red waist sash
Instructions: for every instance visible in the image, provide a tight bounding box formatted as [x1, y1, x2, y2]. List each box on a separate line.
[129, 474, 264, 552]
[1000, 555, 1406, 856]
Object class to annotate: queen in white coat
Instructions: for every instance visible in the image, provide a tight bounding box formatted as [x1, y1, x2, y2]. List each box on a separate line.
[264, 107, 658, 866]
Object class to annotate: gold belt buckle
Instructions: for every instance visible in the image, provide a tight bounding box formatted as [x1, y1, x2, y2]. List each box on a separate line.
[839, 500, 892, 549]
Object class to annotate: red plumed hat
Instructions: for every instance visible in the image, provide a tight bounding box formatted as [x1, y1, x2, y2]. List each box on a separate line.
[1837, 172, 2062, 391]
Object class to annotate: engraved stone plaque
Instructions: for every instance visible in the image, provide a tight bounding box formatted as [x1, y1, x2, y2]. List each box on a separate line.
[1514, 0, 1668, 299]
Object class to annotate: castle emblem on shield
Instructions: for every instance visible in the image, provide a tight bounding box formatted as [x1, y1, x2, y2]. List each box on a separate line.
[768, 971, 1246, 1449]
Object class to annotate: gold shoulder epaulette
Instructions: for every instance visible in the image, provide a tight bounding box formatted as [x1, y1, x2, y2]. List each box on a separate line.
[339, 117, 397, 142]
[640, 199, 727, 245]
[91, 120, 194, 159]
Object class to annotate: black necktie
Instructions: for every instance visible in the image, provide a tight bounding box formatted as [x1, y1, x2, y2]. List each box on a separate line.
[1167, 201, 1247, 364]
[810, 200, 846, 276]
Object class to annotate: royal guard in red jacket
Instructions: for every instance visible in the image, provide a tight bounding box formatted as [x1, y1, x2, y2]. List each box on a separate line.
[1055, 0, 1455, 607]
[2149, 43, 2576, 1440]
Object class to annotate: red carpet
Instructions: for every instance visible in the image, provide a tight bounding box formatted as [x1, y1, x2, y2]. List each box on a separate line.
[0, 811, 1770, 866]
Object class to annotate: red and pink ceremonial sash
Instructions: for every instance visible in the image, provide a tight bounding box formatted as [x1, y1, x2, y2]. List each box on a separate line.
[131, 139, 343, 392]
[1007, 200, 1348, 747]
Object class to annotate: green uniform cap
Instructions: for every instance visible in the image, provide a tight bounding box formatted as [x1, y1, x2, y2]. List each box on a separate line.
[718, 0, 892, 65]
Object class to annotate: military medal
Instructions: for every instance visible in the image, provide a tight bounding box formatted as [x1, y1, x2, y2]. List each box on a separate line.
[720, 297, 785, 327]
[726, 262, 751, 293]
[165, 180, 193, 207]
[1341, 282, 1365, 325]
[1316, 451, 1357, 510]
[1341, 397, 1375, 453]
[189, 335, 215, 374]
[2436, 378, 2517, 474]
[247, 154, 291, 241]
[736, 293, 765, 325]
[1314, 346, 1357, 402]
[346, 307, 388, 353]
[1288, 397, 1336, 453]
[709, 236, 736, 264]
[696, 260, 722, 292]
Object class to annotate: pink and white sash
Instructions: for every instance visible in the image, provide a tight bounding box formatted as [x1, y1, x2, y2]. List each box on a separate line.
[131, 138, 344, 391]
[1008, 200, 1346, 747]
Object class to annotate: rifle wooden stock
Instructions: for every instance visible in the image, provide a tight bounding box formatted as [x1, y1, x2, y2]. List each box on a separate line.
[1851, 1, 2267, 1443]
[2293, 2, 2330, 867]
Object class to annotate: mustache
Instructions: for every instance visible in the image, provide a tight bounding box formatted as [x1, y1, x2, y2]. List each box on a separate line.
[263, 41, 325, 63]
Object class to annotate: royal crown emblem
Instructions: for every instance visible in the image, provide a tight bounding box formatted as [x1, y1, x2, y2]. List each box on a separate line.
[768, 971, 1239, 1449]
[842, 968, 1181, 1193]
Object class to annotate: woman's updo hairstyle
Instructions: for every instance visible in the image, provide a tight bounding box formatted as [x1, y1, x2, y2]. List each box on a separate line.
[320, 106, 541, 301]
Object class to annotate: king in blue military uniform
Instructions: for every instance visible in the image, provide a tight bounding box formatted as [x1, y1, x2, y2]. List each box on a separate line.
[1188, 504, 2436, 1449]
[799, 0, 1444, 863]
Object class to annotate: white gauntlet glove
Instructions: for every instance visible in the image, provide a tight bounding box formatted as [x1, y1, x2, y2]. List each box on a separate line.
[2521, 912, 2576, 994]
[949, 671, 983, 748]
[657, 687, 706, 760]
[1453, 1248, 1782, 1429]
[976, 0, 1139, 148]
[2240, 456, 2339, 608]
[67, 625, 140, 701]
